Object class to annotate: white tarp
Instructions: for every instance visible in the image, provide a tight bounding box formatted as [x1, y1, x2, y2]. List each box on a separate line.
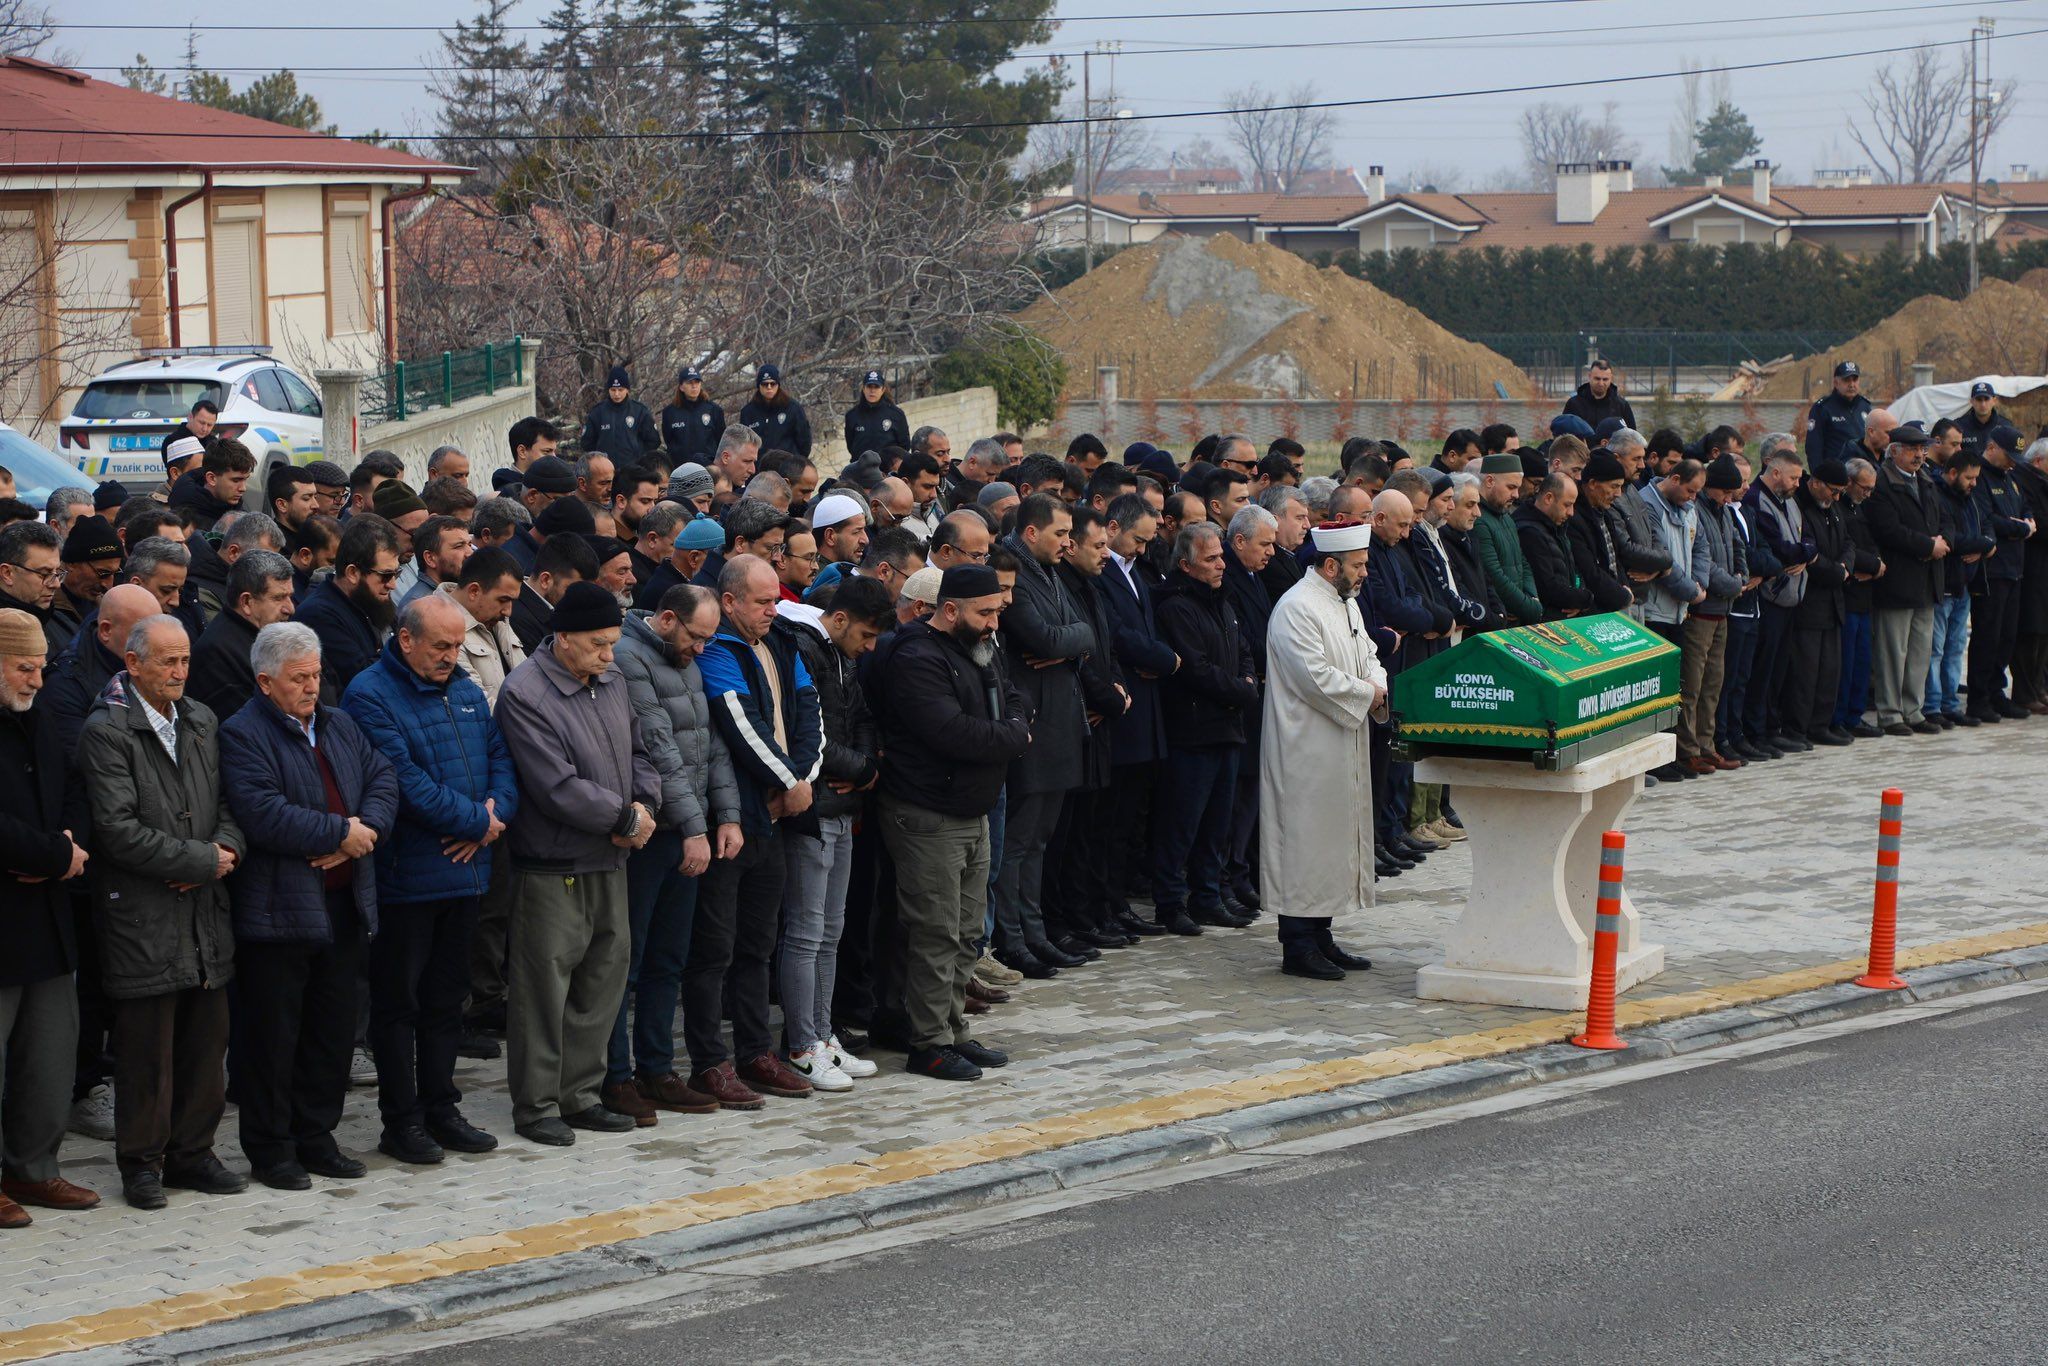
[1889, 374, 2048, 427]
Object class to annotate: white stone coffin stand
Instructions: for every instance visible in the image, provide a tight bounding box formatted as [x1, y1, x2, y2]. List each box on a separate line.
[1413, 731, 1671, 1009]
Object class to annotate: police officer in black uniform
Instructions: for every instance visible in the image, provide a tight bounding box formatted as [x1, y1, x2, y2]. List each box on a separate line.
[1953, 380, 2008, 464]
[737, 364, 813, 459]
[579, 364, 661, 464]
[660, 365, 726, 471]
[1805, 361, 1873, 467]
[843, 369, 909, 460]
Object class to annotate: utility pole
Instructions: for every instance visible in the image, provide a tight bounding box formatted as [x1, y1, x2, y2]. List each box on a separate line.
[1968, 17, 1996, 294]
[1081, 47, 1094, 275]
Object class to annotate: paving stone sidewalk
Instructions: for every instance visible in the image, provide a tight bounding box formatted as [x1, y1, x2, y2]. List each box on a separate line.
[5, 723, 2042, 1336]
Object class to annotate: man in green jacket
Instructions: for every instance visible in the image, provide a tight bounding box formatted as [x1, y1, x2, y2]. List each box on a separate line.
[1470, 453, 1544, 626]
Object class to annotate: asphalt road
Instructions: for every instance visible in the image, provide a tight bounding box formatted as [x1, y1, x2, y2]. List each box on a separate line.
[323, 989, 2048, 1366]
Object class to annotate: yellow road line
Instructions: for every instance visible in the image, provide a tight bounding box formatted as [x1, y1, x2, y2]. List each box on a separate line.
[6, 922, 2044, 1363]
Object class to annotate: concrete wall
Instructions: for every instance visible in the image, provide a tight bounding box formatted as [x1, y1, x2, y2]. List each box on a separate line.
[1045, 396, 1811, 455]
[812, 385, 1000, 474]
[322, 362, 540, 490]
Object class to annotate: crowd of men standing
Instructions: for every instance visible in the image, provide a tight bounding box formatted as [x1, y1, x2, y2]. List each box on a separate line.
[0, 355, 2039, 1227]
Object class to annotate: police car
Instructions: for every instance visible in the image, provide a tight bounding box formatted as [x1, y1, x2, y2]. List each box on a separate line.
[58, 346, 325, 494]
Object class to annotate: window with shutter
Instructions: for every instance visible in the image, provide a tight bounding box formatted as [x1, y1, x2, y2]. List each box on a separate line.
[327, 204, 370, 336]
[211, 217, 262, 345]
[0, 214, 42, 422]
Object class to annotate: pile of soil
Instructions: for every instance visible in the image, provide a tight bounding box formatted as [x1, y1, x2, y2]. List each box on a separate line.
[1022, 234, 1534, 400]
[1758, 277, 2048, 402]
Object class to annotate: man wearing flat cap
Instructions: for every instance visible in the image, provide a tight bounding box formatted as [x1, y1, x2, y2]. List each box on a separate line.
[1862, 423, 1949, 735]
[1262, 523, 1385, 982]
[495, 581, 660, 1146]
[1806, 361, 1873, 467]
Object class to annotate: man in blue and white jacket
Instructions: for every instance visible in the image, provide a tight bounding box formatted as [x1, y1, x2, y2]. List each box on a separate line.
[682, 554, 823, 1108]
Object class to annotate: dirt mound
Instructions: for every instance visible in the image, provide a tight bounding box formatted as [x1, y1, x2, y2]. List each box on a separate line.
[1022, 234, 1534, 400]
[1758, 278, 2048, 402]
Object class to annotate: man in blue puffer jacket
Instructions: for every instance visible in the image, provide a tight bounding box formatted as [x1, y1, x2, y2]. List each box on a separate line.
[341, 595, 519, 1164]
[218, 621, 398, 1192]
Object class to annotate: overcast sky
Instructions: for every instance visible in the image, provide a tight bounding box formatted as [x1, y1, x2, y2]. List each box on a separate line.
[50, 0, 2048, 187]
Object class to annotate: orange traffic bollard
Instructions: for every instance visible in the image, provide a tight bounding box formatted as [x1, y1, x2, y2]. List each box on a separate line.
[1571, 830, 1628, 1051]
[1855, 788, 1908, 991]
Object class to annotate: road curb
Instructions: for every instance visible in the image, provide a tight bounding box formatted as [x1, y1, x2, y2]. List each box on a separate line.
[66, 946, 2048, 1365]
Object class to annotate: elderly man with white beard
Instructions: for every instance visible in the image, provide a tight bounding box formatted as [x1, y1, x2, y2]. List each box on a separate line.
[1260, 523, 1388, 982]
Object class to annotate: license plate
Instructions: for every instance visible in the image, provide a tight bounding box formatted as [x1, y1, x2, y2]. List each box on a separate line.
[109, 434, 160, 451]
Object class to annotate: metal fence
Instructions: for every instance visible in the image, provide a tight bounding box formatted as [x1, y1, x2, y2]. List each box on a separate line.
[364, 337, 528, 424]
[1470, 330, 1858, 396]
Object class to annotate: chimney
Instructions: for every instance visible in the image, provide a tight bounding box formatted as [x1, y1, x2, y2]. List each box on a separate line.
[1605, 159, 1634, 194]
[1702, 173, 1724, 191]
[1751, 158, 1773, 206]
[1364, 164, 1386, 204]
[1555, 162, 1608, 224]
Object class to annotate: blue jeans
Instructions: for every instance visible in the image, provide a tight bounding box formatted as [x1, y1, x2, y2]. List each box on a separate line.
[1834, 610, 1873, 727]
[606, 830, 700, 1086]
[1924, 594, 1970, 717]
[983, 783, 1005, 943]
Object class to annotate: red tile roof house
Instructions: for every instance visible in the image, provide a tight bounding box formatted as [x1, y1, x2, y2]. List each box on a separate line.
[1027, 161, 1970, 262]
[0, 56, 468, 438]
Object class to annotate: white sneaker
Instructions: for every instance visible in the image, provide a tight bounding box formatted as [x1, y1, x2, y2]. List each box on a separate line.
[69, 1083, 115, 1141]
[790, 1044, 853, 1092]
[349, 1047, 379, 1088]
[828, 1034, 878, 1079]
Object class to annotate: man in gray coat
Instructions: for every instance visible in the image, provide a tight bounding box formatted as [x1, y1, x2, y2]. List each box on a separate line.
[991, 494, 1094, 978]
[78, 615, 248, 1210]
[599, 584, 742, 1125]
[495, 583, 660, 1147]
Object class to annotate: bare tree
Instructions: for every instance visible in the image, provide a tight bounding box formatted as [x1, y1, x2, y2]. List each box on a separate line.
[1519, 101, 1640, 190]
[1849, 47, 2016, 184]
[1224, 85, 1336, 193]
[1396, 162, 1464, 194]
[0, 1, 54, 57]
[1025, 89, 1159, 196]
[1170, 136, 1243, 184]
[0, 196, 142, 432]
[401, 78, 1042, 421]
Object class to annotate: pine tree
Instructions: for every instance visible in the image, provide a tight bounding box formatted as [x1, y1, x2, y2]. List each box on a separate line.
[435, 0, 535, 175]
[1662, 100, 1763, 187]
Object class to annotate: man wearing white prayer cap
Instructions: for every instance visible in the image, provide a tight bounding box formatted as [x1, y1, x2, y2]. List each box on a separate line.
[1260, 522, 1388, 981]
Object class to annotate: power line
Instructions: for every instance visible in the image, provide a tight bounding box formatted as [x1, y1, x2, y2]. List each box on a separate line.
[54, 0, 1620, 37]
[9, 25, 2044, 145]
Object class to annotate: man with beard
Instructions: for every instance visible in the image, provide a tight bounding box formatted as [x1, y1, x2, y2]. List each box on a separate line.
[866, 565, 1028, 1080]
[585, 535, 638, 611]
[1262, 523, 1385, 981]
[295, 515, 401, 706]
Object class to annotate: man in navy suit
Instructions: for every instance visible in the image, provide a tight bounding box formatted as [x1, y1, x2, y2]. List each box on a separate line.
[1096, 494, 1176, 937]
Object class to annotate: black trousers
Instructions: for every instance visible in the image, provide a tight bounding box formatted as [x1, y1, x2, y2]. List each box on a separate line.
[1277, 914, 1330, 953]
[369, 896, 477, 1132]
[1225, 730, 1260, 898]
[1968, 578, 2022, 706]
[1149, 746, 1238, 913]
[2016, 632, 2048, 704]
[1043, 785, 1118, 938]
[71, 895, 113, 1099]
[113, 985, 230, 1176]
[1745, 602, 1795, 739]
[1781, 623, 1842, 735]
[683, 826, 785, 1073]
[1104, 762, 1155, 908]
[831, 808, 881, 1029]
[235, 892, 362, 1168]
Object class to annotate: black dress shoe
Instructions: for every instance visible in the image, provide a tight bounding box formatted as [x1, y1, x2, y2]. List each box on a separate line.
[1776, 731, 1814, 752]
[1733, 741, 1776, 760]
[122, 1170, 167, 1210]
[162, 1154, 247, 1195]
[1807, 728, 1851, 747]
[1909, 718, 1942, 735]
[1827, 725, 1855, 742]
[1115, 910, 1167, 937]
[1945, 711, 1981, 728]
[1649, 762, 1689, 782]
[253, 1161, 312, 1191]
[1996, 698, 2031, 719]
[427, 1113, 499, 1154]
[1394, 836, 1434, 859]
[996, 948, 1058, 979]
[1848, 721, 1883, 738]
[1050, 934, 1101, 962]
[1221, 891, 1261, 921]
[1318, 939, 1375, 972]
[299, 1148, 368, 1179]
[1927, 711, 1955, 730]
[1230, 883, 1263, 913]
[906, 1046, 981, 1081]
[951, 1039, 1009, 1068]
[1074, 925, 1128, 950]
[1883, 721, 1915, 736]
[564, 1104, 635, 1133]
[1189, 904, 1249, 929]
[516, 1117, 575, 1146]
[1374, 855, 1404, 878]
[1282, 949, 1346, 981]
[1156, 909, 1203, 936]
[1968, 708, 2001, 724]
[379, 1125, 446, 1165]
[1031, 939, 1088, 968]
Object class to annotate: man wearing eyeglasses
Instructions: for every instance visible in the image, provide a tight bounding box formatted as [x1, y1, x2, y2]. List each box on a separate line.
[46, 515, 125, 658]
[0, 521, 62, 643]
[296, 517, 402, 706]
